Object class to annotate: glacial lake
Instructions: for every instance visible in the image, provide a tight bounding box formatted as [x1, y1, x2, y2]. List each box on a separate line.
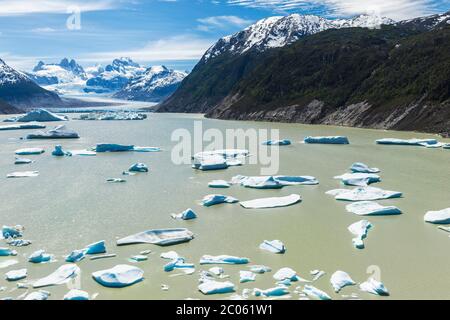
[0, 111, 449, 300]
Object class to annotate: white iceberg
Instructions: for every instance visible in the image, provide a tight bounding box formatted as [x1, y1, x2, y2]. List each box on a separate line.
[346, 201, 402, 216]
[164, 257, 195, 272]
[171, 208, 197, 221]
[7, 239, 31, 247]
[240, 194, 301, 209]
[14, 157, 33, 165]
[64, 289, 89, 300]
[28, 250, 52, 263]
[5, 269, 27, 281]
[33, 264, 80, 288]
[376, 138, 438, 147]
[302, 285, 332, 300]
[348, 220, 373, 249]
[208, 180, 231, 188]
[70, 149, 97, 156]
[359, 278, 389, 296]
[129, 163, 149, 173]
[85, 241, 106, 255]
[92, 265, 144, 288]
[160, 251, 179, 260]
[7, 171, 39, 178]
[24, 291, 50, 300]
[232, 175, 318, 188]
[330, 271, 356, 293]
[198, 280, 235, 295]
[254, 287, 289, 297]
[0, 123, 46, 131]
[259, 240, 286, 254]
[304, 136, 349, 145]
[5, 109, 68, 123]
[239, 271, 256, 283]
[26, 125, 79, 139]
[209, 267, 225, 276]
[130, 255, 148, 262]
[424, 208, 450, 224]
[202, 194, 239, 207]
[95, 144, 134, 152]
[273, 267, 309, 282]
[350, 163, 380, 174]
[238, 176, 284, 189]
[192, 149, 249, 171]
[262, 139, 292, 146]
[15, 148, 45, 155]
[117, 228, 194, 246]
[274, 175, 319, 186]
[334, 173, 381, 187]
[66, 250, 86, 263]
[327, 187, 402, 201]
[249, 265, 272, 274]
[193, 155, 229, 171]
[200, 255, 249, 265]
[0, 248, 17, 256]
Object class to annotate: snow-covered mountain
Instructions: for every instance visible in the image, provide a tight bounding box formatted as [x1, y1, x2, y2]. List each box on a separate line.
[203, 14, 395, 61]
[84, 57, 146, 93]
[114, 66, 188, 102]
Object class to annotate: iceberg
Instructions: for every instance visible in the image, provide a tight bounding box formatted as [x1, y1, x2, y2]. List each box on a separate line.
[0, 123, 46, 131]
[200, 255, 249, 265]
[254, 287, 289, 297]
[95, 144, 134, 152]
[239, 176, 284, 189]
[164, 257, 195, 272]
[92, 265, 144, 288]
[330, 271, 356, 293]
[232, 175, 318, 188]
[376, 138, 438, 147]
[350, 163, 380, 174]
[5, 269, 27, 281]
[15, 148, 45, 155]
[359, 278, 389, 296]
[424, 208, 450, 224]
[2, 225, 23, 239]
[348, 220, 373, 249]
[33, 264, 80, 288]
[249, 265, 272, 274]
[302, 285, 332, 300]
[192, 149, 249, 171]
[346, 201, 402, 216]
[171, 208, 197, 221]
[240, 194, 301, 209]
[443, 144, 450, 149]
[160, 251, 179, 260]
[70, 149, 97, 156]
[24, 291, 50, 301]
[90, 254, 117, 261]
[28, 250, 52, 263]
[273, 268, 302, 282]
[209, 267, 225, 276]
[52, 145, 71, 157]
[198, 280, 235, 295]
[66, 250, 86, 263]
[129, 163, 149, 173]
[26, 125, 79, 139]
[133, 146, 161, 152]
[130, 255, 148, 262]
[85, 241, 106, 255]
[0, 248, 17, 256]
[64, 289, 89, 300]
[5, 109, 68, 123]
[239, 271, 256, 283]
[273, 175, 319, 186]
[311, 270, 326, 281]
[202, 194, 239, 207]
[107, 178, 126, 183]
[327, 187, 402, 201]
[117, 228, 194, 246]
[7, 239, 31, 247]
[7, 171, 39, 178]
[78, 112, 147, 121]
[262, 139, 292, 146]
[193, 155, 229, 171]
[259, 240, 286, 254]
[14, 157, 33, 165]
[304, 136, 350, 145]
[334, 173, 381, 187]
[208, 180, 231, 188]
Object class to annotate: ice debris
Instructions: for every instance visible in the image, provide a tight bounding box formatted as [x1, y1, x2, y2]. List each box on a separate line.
[200, 255, 249, 265]
[107, 178, 126, 183]
[193, 155, 228, 171]
[92, 265, 144, 288]
[0, 248, 17, 256]
[327, 187, 402, 201]
[171, 208, 197, 221]
[198, 280, 235, 295]
[129, 163, 149, 173]
[249, 265, 272, 274]
[0, 123, 46, 131]
[5, 269, 27, 281]
[14, 157, 33, 165]
[66, 250, 86, 263]
[33, 264, 80, 288]
[24, 291, 50, 300]
[232, 175, 318, 188]
[311, 270, 326, 281]
[85, 241, 106, 255]
[302, 285, 332, 300]
[348, 220, 373, 249]
[5, 109, 68, 123]
[209, 267, 225, 276]
[304, 136, 350, 145]
[52, 145, 71, 156]
[26, 125, 79, 139]
[334, 173, 381, 187]
[273, 268, 309, 282]
[2, 225, 23, 239]
[202, 194, 239, 207]
[376, 138, 439, 147]
[164, 257, 195, 273]
[6, 171, 39, 178]
[95, 144, 134, 152]
[130, 255, 148, 262]
[239, 271, 256, 283]
[240, 194, 301, 209]
[117, 228, 194, 246]
[192, 149, 248, 171]
[330, 271, 356, 293]
[259, 240, 286, 254]
[28, 250, 52, 264]
[208, 180, 231, 188]
[262, 139, 291, 146]
[350, 163, 380, 174]
[424, 208, 450, 224]
[346, 201, 402, 216]
[359, 278, 389, 296]
[133, 146, 161, 152]
[78, 112, 147, 121]
[64, 289, 89, 300]
[15, 148, 45, 155]
[254, 287, 289, 297]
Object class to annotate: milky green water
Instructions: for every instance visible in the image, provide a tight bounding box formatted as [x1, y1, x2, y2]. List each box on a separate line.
[0, 112, 449, 300]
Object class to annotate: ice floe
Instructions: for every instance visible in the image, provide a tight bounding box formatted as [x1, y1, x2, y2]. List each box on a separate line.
[209, 267, 225, 276]
[26, 125, 79, 139]
[330, 271, 356, 293]
[24, 291, 50, 300]
[28, 250, 52, 263]
[117, 228, 194, 246]
[334, 173, 381, 187]
[443, 144, 450, 149]
[7, 239, 31, 247]
[66, 250, 86, 263]
[424, 208, 450, 224]
[2, 225, 23, 239]
[5, 269, 27, 281]
[254, 286, 289, 297]
[15, 148, 45, 155]
[90, 254, 117, 261]
[262, 139, 292, 146]
[85, 241, 106, 255]
[359, 278, 389, 296]
[200, 255, 249, 265]
[130, 255, 148, 262]
[0, 123, 46, 131]
[208, 180, 231, 188]
[14, 157, 33, 165]
[327, 187, 402, 201]
[6, 171, 39, 178]
[346, 201, 402, 216]
[192, 149, 249, 171]
[304, 136, 350, 145]
[193, 155, 229, 171]
[311, 270, 326, 281]
[350, 163, 380, 174]
[0, 248, 17, 256]
[249, 265, 272, 274]
[239, 271, 256, 283]
[129, 163, 149, 173]
[107, 178, 126, 183]
[232, 175, 318, 188]
[33, 264, 80, 288]
[302, 285, 332, 300]
[92, 265, 144, 288]
[95, 144, 134, 153]
[202, 194, 239, 207]
[133, 146, 161, 152]
[164, 257, 195, 273]
[52, 145, 71, 156]
[376, 138, 439, 147]
[64, 289, 89, 300]
[198, 280, 235, 295]
[4, 109, 68, 123]
[69, 149, 97, 156]
[79, 112, 147, 121]
[171, 208, 197, 221]
[273, 268, 309, 282]
[348, 220, 373, 249]
[259, 240, 286, 254]
[240, 194, 302, 209]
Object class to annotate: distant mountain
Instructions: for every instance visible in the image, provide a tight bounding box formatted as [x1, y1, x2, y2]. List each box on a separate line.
[113, 66, 188, 102]
[27, 58, 86, 86]
[84, 57, 146, 93]
[158, 13, 395, 113]
[0, 59, 61, 111]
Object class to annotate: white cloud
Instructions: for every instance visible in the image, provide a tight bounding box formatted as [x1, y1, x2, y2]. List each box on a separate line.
[197, 15, 253, 31]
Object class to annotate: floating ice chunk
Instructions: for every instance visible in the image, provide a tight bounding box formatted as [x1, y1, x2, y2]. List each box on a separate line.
[161, 284, 170, 291]
[129, 163, 149, 173]
[209, 267, 224, 276]
[346, 201, 402, 216]
[107, 178, 126, 183]
[208, 180, 231, 188]
[2, 225, 23, 239]
[240, 176, 284, 189]
[200, 255, 249, 265]
[443, 144, 450, 149]
[24, 291, 50, 300]
[254, 286, 289, 297]
[33, 264, 80, 288]
[350, 163, 380, 174]
[15, 148, 45, 155]
[171, 208, 197, 221]
[376, 138, 438, 147]
[302, 285, 332, 300]
[28, 250, 52, 264]
[14, 157, 33, 165]
[273, 268, 301, 282]
[193, 155, 229, 171]
[78, 112, 147, 121]
[202, 194, 239, 207]
[0, 248, 17, 256]
[92, 265, 144, 288]
[7, 239, 31, 247]
[262, 139, 292, 146]
[424, 208, 450, 224]
[240, 194, 301, 209]
[164, 257, 195, 272]
[234, 175, 318, 189]
[359, 278, 389, 296]
[193, 149, 249, 171]
[66, 250, 86, 263]
[95, 144, 134, 153]
[198, 280, 235, 295]
[5, 109, 68, 123]
[52, 145, 71, 157]
[130, 255, 148, 262]
[334, 173, 381, 187]
[5, 269, 27, 281]
[311, 270, 326, 281]
[273, 176, 319, 186]
[69, 149, 97, 156]
[64, 289, 89, 300]
[7, 171, 39, 178]
[160, 251, 179, 260]
[117, 228, 194, 246]
[330, 271, 356, 293]
[327, 187, 402, 201]
[26, 125, 79, 139]
[304, 136, 349, 145]
[239, 271, 256, 283]
[90, 254, 116, 261]
[0, 123, 46, 131]
[133, 146, 161, 152]
[249, 265, 272, 274]
[194, 149, 249, 160]
[85, 241, 106, 255]
[259, 240, 286, 254]
[348, 220, 373, 249]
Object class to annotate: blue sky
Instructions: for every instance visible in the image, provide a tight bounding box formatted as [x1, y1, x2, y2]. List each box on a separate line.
[0, 0, 448, 71]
